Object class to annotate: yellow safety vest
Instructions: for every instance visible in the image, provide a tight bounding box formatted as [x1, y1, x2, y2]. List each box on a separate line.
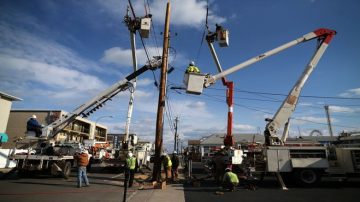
[126, 157, 136, 170]
[224, 172, 239, 183]
[164, 156, 172, 168]
[186, 65, 200, 73]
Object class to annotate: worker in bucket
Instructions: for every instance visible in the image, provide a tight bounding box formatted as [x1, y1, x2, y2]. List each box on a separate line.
[125, 151, 137, 188]
[185, 61, 200, 73]
[26, 114, 43, 137]
[222, 167, 239, 192]
[74, 149, 90, 188]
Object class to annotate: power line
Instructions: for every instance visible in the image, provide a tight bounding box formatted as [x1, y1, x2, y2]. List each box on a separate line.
[204, 86, 360, 100]
[169, 89, 360, 129]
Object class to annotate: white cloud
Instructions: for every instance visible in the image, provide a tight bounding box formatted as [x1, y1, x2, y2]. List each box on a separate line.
[101, 46, 161, 67]
[0, 21, 105, 74]
[137, 78, 154, 86]
[329, 105, 360, 113]
[233, 124, 255, 132]
[0, 55, 106, 92]
[151, 0, 226, 28]
[95, 0, 226, 28]
[298, 102, 313, 107]
[291, 116, 337, 125]
[339, 88, 360, 97]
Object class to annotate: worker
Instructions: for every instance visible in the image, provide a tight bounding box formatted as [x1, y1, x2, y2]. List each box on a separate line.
[185, 61, 200, 73]
[26, 114, 42, 137]
[74, 149, 90, 188]
[171, 151, 180, 182]
[125, 151, 137, 188]
[162, 153, 172, 183]
[222, 167, 239, 191]
[213, 150, 226, 185]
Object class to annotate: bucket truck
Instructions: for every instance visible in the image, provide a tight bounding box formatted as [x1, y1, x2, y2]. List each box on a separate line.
[10, 56, 162, 178]
[185, 28, 339, 188]
[204, 25, 243, 177]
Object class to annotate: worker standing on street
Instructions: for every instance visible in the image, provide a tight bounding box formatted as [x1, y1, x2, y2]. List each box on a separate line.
[162, 153, 172, 183]
[222, 167, 239, 191]
[74, 150, 90, 188]
[26, 114, 43, 137]
[171, 151, 180, 182]
[125, 151, 137, 188]
[185, 61, 200, 73]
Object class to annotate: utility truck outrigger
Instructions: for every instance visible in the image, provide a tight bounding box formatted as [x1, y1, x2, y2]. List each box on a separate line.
[185, 28, 337, 188]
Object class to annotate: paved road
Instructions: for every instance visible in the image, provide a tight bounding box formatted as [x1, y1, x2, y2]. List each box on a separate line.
[184, 176, 360, 202]
[0, 168, 135, 202]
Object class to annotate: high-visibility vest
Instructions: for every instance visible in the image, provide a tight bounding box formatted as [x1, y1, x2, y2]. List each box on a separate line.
[186, 65, 200, 73]
[164, 156, 172, 168]
[224, 171, 239, 183]
[126, 157, 136, 170]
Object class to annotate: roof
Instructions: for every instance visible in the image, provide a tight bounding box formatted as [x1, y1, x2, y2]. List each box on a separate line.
[287, 136, 338, 142]
[188, 140, 201, 145]
[200, 133, 265, 145]
[0, 91, 22, 101]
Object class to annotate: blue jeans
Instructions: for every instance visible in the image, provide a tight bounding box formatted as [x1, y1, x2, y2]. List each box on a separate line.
[77, 166, 89, 187]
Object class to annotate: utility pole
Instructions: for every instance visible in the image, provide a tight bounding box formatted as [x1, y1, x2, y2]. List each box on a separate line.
[324, 105, 334, 137]
[174, 116, 179, 152]
[152, 1, 171, 182]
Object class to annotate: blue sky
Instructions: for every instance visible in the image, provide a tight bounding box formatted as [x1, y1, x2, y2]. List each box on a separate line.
[1, 0, 360, 151]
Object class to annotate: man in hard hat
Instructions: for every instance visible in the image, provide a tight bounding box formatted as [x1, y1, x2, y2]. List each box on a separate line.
[74, 149, 90, 188]
[26, 114, 43, 137]
[171, 151, 180, 182]
[125, 151, 137, 188]
[186, 61, 200, 73]
[222, 167, 239, 191]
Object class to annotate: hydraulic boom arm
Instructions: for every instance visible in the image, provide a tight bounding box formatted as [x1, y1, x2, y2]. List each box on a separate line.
[198, 28, 336, 146]
[44, 57, 162, 138]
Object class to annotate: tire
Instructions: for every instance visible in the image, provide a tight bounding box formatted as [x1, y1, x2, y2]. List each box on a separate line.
[293, 169, 321, 186]
[62, 161, 72, 179]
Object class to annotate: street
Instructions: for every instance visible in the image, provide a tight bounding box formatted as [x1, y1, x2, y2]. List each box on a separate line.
[184, 176, 360, 202]
[0, 168, 132, 202]
[1, 167, 360, 202]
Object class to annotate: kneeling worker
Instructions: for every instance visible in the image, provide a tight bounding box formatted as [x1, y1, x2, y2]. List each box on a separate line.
[222, 167, 239, 191]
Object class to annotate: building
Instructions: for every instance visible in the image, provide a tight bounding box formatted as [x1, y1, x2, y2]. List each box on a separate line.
[4, 109, 107, 149]
[0, 91, 22, 147]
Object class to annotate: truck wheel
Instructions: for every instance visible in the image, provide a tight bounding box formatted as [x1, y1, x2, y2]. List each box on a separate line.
[62, 161, 72, 179]
[293, 169, 321, 186]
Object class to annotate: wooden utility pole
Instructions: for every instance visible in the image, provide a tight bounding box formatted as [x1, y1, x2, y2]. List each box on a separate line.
[174, 116, 179, 152]
[152, 1, 171, 182]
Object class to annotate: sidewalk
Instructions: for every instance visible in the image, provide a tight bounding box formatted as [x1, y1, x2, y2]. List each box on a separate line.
[128, 165, 187, 202]
[128, 182, 185, 202]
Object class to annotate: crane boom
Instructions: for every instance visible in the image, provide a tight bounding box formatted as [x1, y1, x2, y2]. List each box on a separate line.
[186, 28, 336, 146]
[43, 57, 162, 138]
[204, 29, 336, 87]
[264, 29, 336, 145]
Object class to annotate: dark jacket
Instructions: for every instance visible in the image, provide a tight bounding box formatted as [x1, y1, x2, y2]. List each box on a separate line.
[27, 118, 42, 131]
[171, 154, 179, 168]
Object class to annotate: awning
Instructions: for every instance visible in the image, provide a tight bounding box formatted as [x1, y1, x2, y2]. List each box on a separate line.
[0, 133, 8, 143]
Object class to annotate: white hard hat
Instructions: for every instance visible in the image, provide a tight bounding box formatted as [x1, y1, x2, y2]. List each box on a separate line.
[173, 151, 177, 154]
[128, 152, 133, 157]
[190, 61, 195, 66]
[32, 114, 37, 119]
